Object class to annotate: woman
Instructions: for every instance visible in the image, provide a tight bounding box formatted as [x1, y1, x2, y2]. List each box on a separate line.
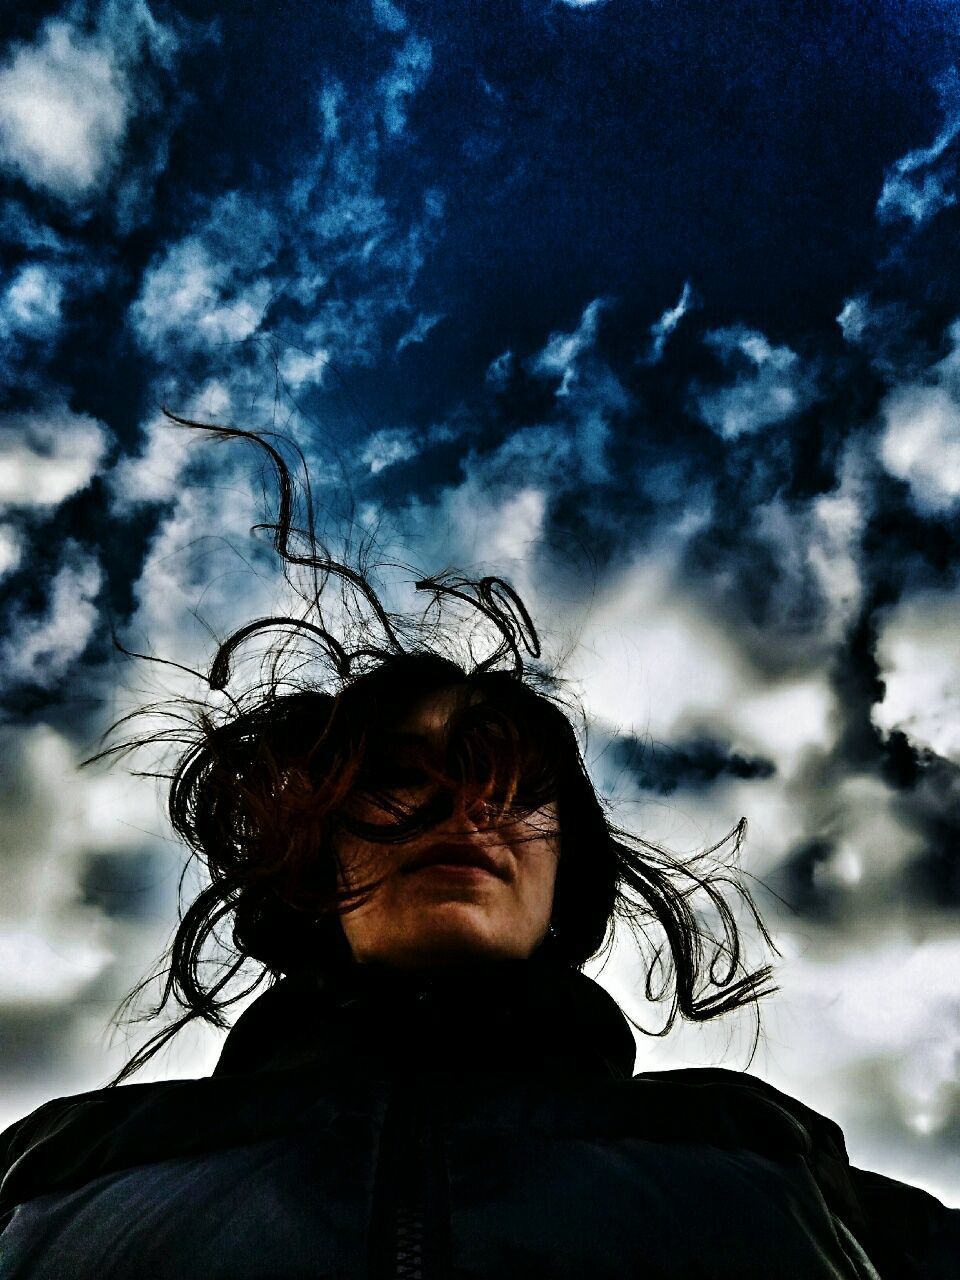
[0, 421, 957, 1279]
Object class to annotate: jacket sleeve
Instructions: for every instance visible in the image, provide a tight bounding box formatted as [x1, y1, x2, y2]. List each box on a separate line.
[848, 1164, 960, 1279]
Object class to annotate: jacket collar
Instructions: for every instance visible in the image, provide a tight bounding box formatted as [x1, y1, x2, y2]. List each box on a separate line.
[212, 946, 637, 1081]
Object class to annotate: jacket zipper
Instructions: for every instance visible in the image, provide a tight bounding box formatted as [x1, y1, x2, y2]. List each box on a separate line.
[370, 1071, 448, 1280]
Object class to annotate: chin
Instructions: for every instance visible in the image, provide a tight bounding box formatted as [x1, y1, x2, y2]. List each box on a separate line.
[382, 922, 521, 968]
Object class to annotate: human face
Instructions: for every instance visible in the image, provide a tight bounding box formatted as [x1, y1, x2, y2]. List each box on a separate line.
[334, 687, 560, 969]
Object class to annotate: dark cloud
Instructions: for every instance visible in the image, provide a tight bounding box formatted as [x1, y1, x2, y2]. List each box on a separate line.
[79, 848, 166, 922]
[614, 733, 776, 797]
[768, 838, 839, 923]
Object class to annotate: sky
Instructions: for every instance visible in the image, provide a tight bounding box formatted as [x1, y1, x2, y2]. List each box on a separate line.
[2, 0, 960, 1204]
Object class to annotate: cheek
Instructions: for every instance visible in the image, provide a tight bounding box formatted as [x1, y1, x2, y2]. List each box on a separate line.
[333, 835, 382, 890]
[515, 832, 560, 899]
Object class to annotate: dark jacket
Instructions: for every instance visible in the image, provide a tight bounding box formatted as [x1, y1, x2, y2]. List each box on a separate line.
[1, 948, 958, 1279]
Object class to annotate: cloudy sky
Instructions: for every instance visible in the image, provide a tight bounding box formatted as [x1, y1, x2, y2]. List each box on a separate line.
[2, 0, 960, 1204]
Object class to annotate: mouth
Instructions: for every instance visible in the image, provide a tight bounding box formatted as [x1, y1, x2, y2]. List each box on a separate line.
[404, 843, 506, 879]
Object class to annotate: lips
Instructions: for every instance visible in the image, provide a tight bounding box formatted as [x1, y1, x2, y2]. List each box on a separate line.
[404, 843, 506, 879]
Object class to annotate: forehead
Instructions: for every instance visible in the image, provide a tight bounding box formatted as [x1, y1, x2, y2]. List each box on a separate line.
[393, 685, 477, 740]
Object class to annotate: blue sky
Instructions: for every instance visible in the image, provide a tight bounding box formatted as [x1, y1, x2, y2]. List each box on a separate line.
[2, 0, 960, 1202]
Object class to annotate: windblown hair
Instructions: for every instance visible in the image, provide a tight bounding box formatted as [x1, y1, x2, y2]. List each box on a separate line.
[85, 413, 779, 1086]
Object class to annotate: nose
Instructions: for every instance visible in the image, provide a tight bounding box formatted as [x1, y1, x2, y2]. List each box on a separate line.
[448, 791, 494, 830]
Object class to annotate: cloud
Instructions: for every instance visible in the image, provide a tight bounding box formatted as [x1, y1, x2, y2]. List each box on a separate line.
[0, 407, 108, 509]
[878, 383, 960, 515]
[0, 543, 102, 689]
[0, 1, 178, 207]
[562, 544, 838, 770]
[0, 923, 112, 1007]
[615, 733, 775, 796]
[395, 450, 553, 582]
[641, 280, 695, 364]
[109, 382, 233, 509]
[396, 310, 442, 353]
[693, 325, 818, 439]
[531, 296, 605, 395]
[379, 34, 432, 137]
[835, 292, 919, 375]
[371, 0, 407, 31]
[0, 18, 127, 200]
[873, 588, 960, 763]
[0, 199, 68, 252]
[878, 314, 960, 513]
[130, 35, 441, 383]
[0, 718, 188, 1117]
[877, 70, 960, 227]
[736, 444, 870, 655]
[0, 523, 22, 579]
[0, 261, 76, 389]
[361, 427, 420, 474]
[360, 421, 456, 475]
[0, 263, 63, 339]
[278, 346, 330, 389]
[0, 723, 107, 939]
[485, 349, 514, 388]
[131, 194, 280, 358]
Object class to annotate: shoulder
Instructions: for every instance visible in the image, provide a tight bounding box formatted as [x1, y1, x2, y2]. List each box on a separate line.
[2, 1078, 185, 1157]
[628, 1064, 851, 1168]
[631, 1065, 847, 1140]
[632, 1066, 960, 1279]
[0, 1078, 205, 1221]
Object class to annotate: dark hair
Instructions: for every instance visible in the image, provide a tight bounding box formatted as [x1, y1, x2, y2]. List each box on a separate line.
[84, 412, 779, 1086]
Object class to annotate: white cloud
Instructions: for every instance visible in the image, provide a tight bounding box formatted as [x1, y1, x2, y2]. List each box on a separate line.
[485, 349, 514, 388]
[642, 280, 694, 364]
[878, 161, 957, 227]
[126, 29, 441, 383]
[532, 297, 605, 395]
[745, 446, 869, 654]
[0, 407, 108, 509]
[398, 459, 551, 587]
[0, 718, 190, 1118]
[0, 199, 68, 252]
[735, 677, 836, 772]
[0, 3, 180, 207]
[879, 384, 960, 515]
[379, 34, 432, 137]
[567, 546, 751, 741]
[774, 936, 960, 1152]
[361, 427, 420, 474]
[807, 489, 863, 626]
[132, 225, 277, 357]
[873, 588, 960, 762]
[0, 922, 112, 1006]
[0, 523, 22, 579]
[371, 0, 407, 30]
[279, 346, 330, 389]
[110, 381, 232, 509]
[0, 724, 102, 928]
[877, 71, 960, 227]
[124, 470, 283, 668]
[836, 294, 870, 344]
[0, 263, 63, 338]
[396, 311, 442, 353]
[0, 544, 102, 688]
[694, 325, 817, 439]
[0, 19, 127, 200]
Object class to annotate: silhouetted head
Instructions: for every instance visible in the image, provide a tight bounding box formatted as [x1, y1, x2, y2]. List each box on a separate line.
[88, 416, 777, 1085]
